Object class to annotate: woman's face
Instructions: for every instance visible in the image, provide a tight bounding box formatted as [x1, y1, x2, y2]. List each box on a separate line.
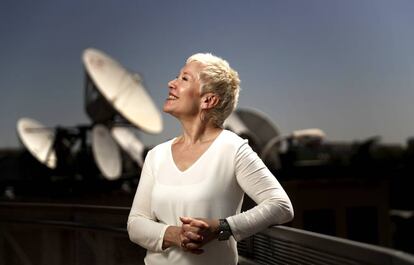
[163, 61, 204, 119]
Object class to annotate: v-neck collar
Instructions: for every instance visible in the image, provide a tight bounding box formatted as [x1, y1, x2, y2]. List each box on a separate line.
[169, 130, 224, 174]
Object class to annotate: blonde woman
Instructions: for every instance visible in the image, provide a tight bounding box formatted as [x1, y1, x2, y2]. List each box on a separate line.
[127, 53, 293, 265]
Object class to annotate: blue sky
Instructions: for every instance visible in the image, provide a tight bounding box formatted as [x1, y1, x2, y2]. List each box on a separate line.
[1, 0, 414, 148]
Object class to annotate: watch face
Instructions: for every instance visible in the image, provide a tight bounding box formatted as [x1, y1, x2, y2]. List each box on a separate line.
[218, 230, 231, 241]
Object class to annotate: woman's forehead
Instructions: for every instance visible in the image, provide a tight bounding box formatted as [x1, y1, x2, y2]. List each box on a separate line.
[181, 61, 204, 75]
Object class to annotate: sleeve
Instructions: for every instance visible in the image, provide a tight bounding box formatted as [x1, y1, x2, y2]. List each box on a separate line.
[127, 150, 169, 252]
[226, 141, 294, 241]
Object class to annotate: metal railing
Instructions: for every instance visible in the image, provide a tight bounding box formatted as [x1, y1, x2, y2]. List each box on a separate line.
[239, 226, 414, 265]
[1, 202, 413, 265]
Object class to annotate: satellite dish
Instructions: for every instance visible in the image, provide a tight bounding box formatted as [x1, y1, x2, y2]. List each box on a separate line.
[16, 118, 57, 169]
[111, 126, 145, 167]
[83, 48, 163, 134]
[91, 124, 122, 180]
[225, 108, 280, 152]
[224, 112, 256, 139]
[225, 108, 281, 169]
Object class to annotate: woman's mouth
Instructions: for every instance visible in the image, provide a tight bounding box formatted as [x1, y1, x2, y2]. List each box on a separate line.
[167, 94, 178, 100]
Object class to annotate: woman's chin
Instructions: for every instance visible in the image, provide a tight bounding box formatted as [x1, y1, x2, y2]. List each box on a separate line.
[163, 104, 174, 114]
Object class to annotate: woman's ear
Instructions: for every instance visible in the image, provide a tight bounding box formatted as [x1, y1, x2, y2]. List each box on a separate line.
[201, 93, 219, 110]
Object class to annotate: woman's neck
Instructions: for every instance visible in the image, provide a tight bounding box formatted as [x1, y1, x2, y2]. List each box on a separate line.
[178, 118, 222, 145]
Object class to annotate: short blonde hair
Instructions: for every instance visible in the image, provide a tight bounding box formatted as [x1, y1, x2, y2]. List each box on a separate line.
[186, 53, 240, 127]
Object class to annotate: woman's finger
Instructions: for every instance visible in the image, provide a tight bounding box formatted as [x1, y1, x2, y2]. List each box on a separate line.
[182, 223, 193, 232]
[190, 219, 209, 229]
[180, 241, 204, 255]
[180, 216, 193, 224]
[184, 241, 203, 250]
[180, 217, 209, 230]
[182, 223, 204, 235]
[184, 231, 203, 242]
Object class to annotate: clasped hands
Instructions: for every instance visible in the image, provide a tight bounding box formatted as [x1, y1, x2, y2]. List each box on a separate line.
[180, 217, 220, 254]
[163, 217, 219, 255]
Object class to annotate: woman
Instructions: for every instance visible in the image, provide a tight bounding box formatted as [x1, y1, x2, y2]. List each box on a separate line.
[127, 53, 293, 265]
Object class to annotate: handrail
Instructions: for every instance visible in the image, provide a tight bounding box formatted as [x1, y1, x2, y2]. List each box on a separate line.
[1, 218, 127, 234]
[238, 226, 414, 265]
[0, 201, 130, 211]
[1, 202, 413, 265]
[0, 201, 129, 233]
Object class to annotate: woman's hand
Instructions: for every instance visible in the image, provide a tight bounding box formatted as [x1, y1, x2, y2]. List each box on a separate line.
[162, 217, 220, 255]
[179, 217, 220, 253]
[162, 226, 186, 250]
[161, 223, 206, 255]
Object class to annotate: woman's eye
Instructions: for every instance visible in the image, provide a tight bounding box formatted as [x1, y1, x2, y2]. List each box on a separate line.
[182, 76, 188, 81]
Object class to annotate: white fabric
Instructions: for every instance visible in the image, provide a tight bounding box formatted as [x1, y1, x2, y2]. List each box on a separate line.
[127, 130, 293, 265]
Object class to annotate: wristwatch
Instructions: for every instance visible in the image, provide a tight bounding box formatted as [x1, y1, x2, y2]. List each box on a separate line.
[217, 219, 233, 241]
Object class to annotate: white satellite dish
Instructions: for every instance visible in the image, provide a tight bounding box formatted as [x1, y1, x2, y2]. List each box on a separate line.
[225, 108, 280, 152]
[91, 124, 122, 180]
[111, 126, 145, 167]
[224, 112, 251, 136]
[17, 118, 57, 169]
[83, 48, 163, 134]
[225, 108, 281, 169]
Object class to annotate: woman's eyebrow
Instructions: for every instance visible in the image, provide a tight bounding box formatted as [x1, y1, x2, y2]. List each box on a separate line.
[182, 71, 195, 79]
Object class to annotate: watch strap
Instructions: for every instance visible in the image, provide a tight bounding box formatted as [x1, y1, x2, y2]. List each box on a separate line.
[218, 218, 232, 241]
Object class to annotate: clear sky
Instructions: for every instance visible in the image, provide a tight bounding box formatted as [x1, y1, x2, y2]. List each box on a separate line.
[1, 0, 414, 148]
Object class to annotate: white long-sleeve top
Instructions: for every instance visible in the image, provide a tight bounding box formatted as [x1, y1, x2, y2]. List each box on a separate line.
[127, 130, 293, 265]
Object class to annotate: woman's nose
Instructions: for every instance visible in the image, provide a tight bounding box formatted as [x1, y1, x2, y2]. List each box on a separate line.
[168, 79, 176, 88]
